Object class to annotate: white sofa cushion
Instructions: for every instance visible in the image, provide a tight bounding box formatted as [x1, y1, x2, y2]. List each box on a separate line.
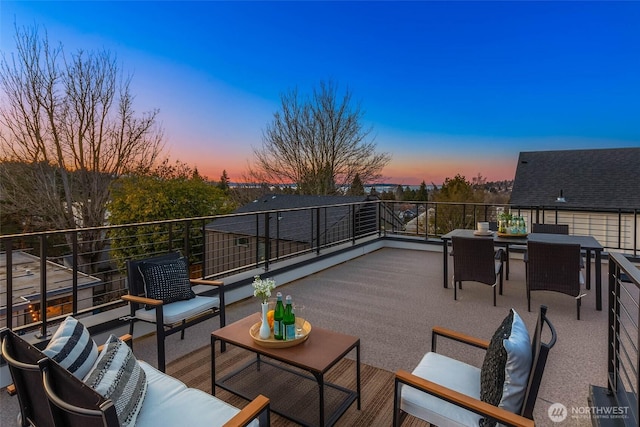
[135, 295, 220, 325]
[401, 352, 482, 427]
[137, 361, 259, 427]
[43, 316, 98, 380]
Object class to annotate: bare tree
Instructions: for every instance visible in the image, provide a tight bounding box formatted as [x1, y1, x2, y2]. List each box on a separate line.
[251, 80, 390, 195]
[0, 25, 163, 270]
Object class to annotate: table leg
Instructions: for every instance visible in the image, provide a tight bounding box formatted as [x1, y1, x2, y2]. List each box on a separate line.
[585, 249, 592, 291]
[505, 244, 510, 280]
[317, 373, 325, 426]
[356, 343, 361, 410]
[211, 335, 217, 396]
[442, 239, 449, 288]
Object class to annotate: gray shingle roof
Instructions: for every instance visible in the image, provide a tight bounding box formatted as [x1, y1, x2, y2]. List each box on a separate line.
[206, 194, 376, 242]
[510, 147, 640, 209]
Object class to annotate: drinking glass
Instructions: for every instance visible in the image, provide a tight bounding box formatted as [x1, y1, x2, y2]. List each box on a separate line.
[293, 303, 306, 338]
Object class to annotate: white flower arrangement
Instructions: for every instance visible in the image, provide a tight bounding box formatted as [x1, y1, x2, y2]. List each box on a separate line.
[252, 275, 276, 304]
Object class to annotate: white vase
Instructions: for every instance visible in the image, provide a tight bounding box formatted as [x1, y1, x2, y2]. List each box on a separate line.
[259, 302, 271, 339]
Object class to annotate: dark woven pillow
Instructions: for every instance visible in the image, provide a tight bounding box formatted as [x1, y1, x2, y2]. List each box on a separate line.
[479, 309, 514, 427]
[138, 256, 195, 310]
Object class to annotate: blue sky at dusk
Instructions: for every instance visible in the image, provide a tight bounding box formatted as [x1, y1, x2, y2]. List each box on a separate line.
[1, 1, 639, 185]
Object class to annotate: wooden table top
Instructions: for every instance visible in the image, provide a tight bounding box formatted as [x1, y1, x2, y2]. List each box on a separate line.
[212, 313, 359, 374]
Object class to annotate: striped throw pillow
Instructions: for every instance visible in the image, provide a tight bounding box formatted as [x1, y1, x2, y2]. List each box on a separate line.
[43, 316, 98, 380]
[84, 335, 147, 427]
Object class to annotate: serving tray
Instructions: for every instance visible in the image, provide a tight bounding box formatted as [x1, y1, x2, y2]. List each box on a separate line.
[497, 232, 529, 238]
[249, 318, 311, 348]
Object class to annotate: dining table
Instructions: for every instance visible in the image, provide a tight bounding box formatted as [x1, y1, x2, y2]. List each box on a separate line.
[441, 229, 605, 310]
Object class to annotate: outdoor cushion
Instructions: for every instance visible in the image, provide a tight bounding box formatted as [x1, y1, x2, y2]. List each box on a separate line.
[479, 309, 532, 427]
[84, 335, 147, 427]
[134, 295, 220, 325]
[43, 316, 99, 380]
[500, 310, 532, 414]
[136, 361, 259, 427]
[401, 351, 482, 427]
[138, 256, 195, 309]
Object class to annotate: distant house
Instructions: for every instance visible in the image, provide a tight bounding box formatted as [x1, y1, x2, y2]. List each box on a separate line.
[204, 194, 398, 275]
[510, 147, 640, 209]
[510, 147, 640, 252]
[0, 251, 103, 327]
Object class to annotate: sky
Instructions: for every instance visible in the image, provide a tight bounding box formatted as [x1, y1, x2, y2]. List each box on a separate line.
[1, 1, 639, 185]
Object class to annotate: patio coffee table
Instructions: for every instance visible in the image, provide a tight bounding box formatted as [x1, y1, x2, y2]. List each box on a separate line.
[211, 313, 361, 427]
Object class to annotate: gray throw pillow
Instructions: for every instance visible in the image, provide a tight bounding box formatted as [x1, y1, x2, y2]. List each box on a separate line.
[138, 256, 195, 309]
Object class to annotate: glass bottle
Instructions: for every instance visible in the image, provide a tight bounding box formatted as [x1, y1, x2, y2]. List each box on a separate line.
[273, 292, 285, 340]
[283, 295, 296, 340]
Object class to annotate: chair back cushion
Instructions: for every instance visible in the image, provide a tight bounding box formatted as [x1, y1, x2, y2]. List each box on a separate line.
[126, 251, 182, 298]
[43, 316, 99, 380]
[84, 335, 147, 427]
[138, 256, 195, 309]
[479, 309, 532, 427]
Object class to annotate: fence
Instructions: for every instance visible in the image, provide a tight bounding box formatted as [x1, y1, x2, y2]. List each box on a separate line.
[2, 200, 639, 337]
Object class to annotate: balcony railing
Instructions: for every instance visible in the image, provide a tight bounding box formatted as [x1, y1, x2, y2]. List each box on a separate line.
[2, 200, 639, 337]
[589, 252, 640, 426]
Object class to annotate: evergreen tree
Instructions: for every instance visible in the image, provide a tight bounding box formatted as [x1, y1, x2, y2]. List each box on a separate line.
[347, 173, 365, 196]
[218, 170, 230, 192]
[416, 181, 429, 201]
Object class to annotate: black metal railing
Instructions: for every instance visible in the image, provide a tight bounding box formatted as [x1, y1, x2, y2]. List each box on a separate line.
[2, 200, 639, 337]
[602, 252, 639, 426]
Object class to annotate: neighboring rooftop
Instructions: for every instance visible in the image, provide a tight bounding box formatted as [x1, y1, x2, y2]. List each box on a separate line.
[510, 147, 640, 209]
[0, 251, 102, 315]
[206, 194, 380, 242]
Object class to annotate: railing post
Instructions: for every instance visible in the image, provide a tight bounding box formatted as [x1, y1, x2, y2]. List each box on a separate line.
[275, 211, 281, 260]
[351, 204, 357, 244]
[635, 209, 638, 258]
[618, 209, 622, 252]
[255, 214, 261, 268]
[37, 234, 50, 339]
[607, 258, 618, 394]
[72, 232, 78, 315]
[424, 203, 429, 240]
[201, 220, 207, 278]
[264, 212, 270, 271]
[183, 220, 190, 259]
[168, 222, 173, 252]
[316, 208, 321, 255]
[5, 240, 13, 329]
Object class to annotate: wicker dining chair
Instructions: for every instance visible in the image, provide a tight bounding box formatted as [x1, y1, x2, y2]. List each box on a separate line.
[530, 223, 569, 234]
[526, 241, 586, 319]
[451, 236, 504, 306]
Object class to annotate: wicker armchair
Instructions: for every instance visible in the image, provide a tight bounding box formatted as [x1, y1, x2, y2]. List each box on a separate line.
[526, 241, 586, 319]
[451, 236, 504, 306]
